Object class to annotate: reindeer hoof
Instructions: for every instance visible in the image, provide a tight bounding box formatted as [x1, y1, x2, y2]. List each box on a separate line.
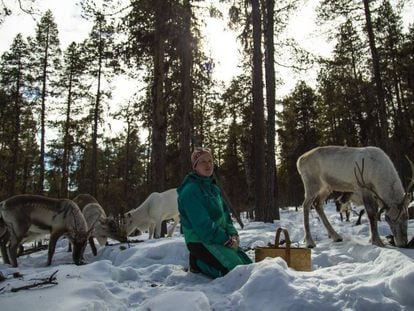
[334, 238, 343, 242]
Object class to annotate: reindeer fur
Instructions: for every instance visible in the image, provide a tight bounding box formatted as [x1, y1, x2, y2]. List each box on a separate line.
[121, 188, 180, 239]
[72, 194, 127, 256]
[297, 146, 410, 248]
[0, 194, 89, 267]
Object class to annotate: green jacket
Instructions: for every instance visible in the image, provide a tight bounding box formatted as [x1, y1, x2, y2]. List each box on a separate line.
[177, 172, 252, 277]
[177, 172, 238, 244]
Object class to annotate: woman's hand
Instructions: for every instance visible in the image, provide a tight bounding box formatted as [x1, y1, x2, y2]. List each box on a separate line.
[224, 235, 239, 251]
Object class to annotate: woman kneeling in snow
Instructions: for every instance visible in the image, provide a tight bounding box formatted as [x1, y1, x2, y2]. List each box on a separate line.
[177, 147, 252, 278]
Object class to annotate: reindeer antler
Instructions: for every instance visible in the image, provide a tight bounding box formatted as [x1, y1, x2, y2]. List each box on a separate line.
[354, 158, 387, 211]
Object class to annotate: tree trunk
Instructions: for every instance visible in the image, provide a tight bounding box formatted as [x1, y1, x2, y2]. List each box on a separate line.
[123, 117, 131, 216]
[251, 0, 266, 221]
[150, 1, 167, 193]
[9, 60, 22, 196]
[91, 21, 103, 198]
[362, 0, 389, 151]
[263, 0, 279, 221]
[38, 24, 50, 195]
[61, 66, 73, 198]
[178, 0, 192, 179]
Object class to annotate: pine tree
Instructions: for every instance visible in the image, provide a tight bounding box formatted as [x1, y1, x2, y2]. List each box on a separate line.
[82, 11, 118, 197]
[30, 9, 61, 194]
[48, 42, 88, 197]
[277, 81, 320, 206]
[0, 33, 32, 196]
[317, 18, 372, 146]
[318, 0, 389, 150]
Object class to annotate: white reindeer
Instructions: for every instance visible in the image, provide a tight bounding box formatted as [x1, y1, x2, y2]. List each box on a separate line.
[0, 194, 89, 267]
[72, 194, 127, 256]
[121, 188, 180, 239]
[297, 146, 412, 248]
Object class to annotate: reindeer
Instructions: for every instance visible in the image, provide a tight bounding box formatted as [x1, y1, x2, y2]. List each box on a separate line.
[0, 194, 89, 267]
[297, 146, 412, 248]
[72, 194, 127, 256]
[120, 188, 180, 239]
[333, 192, 353, 222]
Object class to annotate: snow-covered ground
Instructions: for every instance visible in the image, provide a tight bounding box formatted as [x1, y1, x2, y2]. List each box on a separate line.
[1, 203, 414, 310]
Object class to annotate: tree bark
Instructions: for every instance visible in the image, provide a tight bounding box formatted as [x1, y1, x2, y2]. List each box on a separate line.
[91, 19, 103, 198]
[178, 0, 192, 179]
[38, 24, 50, 195]
[9, 59, 22, 196]
[251, 0, 266, 221]
[61, 64, 73, 198]
[263, 0, 279, 221]
[362, 0, 389, 151]
[150, 0, 167, 193]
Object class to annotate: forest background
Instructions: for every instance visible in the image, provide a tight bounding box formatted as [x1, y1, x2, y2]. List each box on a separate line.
[0, 0, 413, 223]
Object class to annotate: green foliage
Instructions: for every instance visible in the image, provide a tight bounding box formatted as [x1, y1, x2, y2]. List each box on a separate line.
[1, 0, 414, 213]
[277, 81, 320, 206]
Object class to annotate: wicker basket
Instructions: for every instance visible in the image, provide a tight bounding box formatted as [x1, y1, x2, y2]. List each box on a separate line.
[255, 227, 312, 271]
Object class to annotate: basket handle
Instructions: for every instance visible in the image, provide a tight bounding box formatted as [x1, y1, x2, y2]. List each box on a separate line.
[274, 227, 291, 266]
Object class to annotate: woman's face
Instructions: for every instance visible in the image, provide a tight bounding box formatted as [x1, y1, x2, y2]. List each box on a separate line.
[195, 154, 214, 177]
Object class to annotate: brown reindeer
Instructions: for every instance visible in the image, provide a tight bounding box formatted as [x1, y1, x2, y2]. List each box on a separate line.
[73, 194, 127, 256]
[0, 195, 89, 267]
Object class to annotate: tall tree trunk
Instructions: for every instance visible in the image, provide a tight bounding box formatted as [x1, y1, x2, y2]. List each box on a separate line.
[179, 0, 192, 179]
[150, 1, 167, 193]
[91, 22, 103, 198]
[263, 0, 279, 221]
[362, 0, 389, 151]
[123, 117, 131, 216]
[251, 0, 266, 221]
[9, 61, 22, 196]
[61, 67, 73, 198]
[39, 24, 50, 195]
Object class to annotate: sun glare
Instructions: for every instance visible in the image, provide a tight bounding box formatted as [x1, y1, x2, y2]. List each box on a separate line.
[203, 17, 241, 84]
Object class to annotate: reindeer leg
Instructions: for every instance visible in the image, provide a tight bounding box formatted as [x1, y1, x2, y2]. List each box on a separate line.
[148, 223, 155, 239]
[6, 221, 27, 267]
[89, 236, 97, 256]
[363, 194, 384, 247]
[314, 202, 343, 242]
[155, 221, 163, 239]
[303, 198, 316, 248]
[0, 231, 10, 264]
[47, 232, 61, 266]
[8, 234, 22, 267]
[167, 217, 179, 237]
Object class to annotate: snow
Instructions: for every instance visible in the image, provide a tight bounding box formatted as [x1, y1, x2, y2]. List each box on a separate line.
[1, 203, 414, 310]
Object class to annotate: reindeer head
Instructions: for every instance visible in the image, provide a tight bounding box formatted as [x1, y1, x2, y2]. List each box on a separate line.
[68, 230, 88, 265]
[355, 158, 411, 248]
[101, 216, 128, 243]
[384, 203, 408, 247]
[67, 205, 90, 265]
[386, 156, 414, 248]
[119, 213, 133, 235]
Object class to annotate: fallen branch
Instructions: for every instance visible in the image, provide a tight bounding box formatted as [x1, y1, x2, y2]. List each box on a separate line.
[11, 270, 58, 293]
[20, 244, 48, 256]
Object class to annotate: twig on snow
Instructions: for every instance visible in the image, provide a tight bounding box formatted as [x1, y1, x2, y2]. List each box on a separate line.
[10, 270, 58, 293]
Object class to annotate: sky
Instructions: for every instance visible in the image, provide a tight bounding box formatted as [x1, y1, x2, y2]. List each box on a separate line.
[1, 201, 414, 310]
